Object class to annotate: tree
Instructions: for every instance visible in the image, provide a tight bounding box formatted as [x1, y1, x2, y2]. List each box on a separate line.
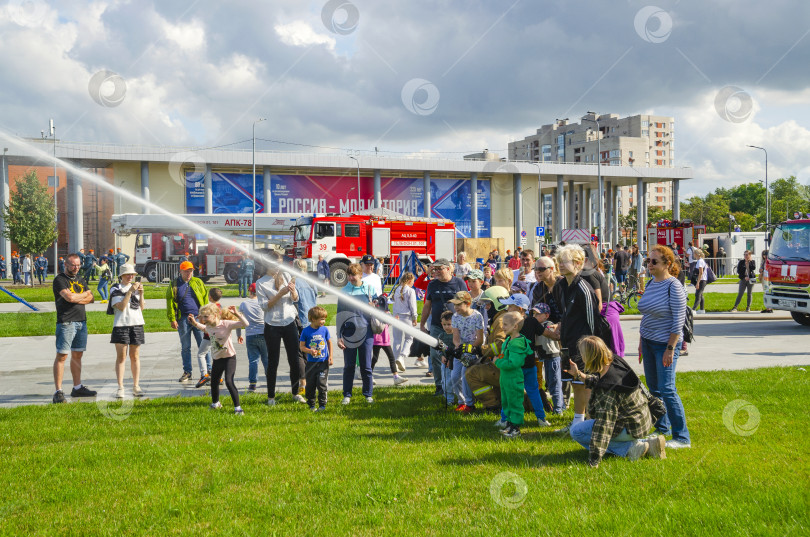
[680, 193, 730, 233]
[619, 207, 637, 244]
[1, 171, 58, 283]
[769, 176, 810, 221]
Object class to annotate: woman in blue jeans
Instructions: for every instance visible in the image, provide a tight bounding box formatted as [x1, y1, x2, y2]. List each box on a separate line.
[238, 283, 268, 393]
[338, 263, 377, 405]
[636, 244, 691, 449]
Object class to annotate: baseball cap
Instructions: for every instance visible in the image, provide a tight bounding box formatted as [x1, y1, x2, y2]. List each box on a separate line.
[360, 254, 375, 264]
[500, 294, 530, 311]
[448, 291, 472, 304]
[532, 303, 551, 315]
[179, 261, 194, 271]
[431, 258, 451, 267]
[466, 269, 484, 281]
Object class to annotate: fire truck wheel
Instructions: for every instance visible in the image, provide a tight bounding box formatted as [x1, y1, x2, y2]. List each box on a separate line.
[145, 263, 158, 283]
[791, 312, 810, 326]
[329, 261, 349, 287]
[223, 264, 239, 285]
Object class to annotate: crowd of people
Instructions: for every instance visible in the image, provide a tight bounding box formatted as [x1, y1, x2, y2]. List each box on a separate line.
[48, 242, 702, 468]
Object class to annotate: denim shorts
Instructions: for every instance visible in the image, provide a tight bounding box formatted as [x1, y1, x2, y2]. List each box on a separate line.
[55, 321, 88, 354]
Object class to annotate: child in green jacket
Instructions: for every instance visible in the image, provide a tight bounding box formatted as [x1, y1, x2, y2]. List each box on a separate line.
[495, 312, 534, 438]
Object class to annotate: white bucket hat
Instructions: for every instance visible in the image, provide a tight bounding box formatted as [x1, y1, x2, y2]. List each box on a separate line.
[119, 263, 138, 276]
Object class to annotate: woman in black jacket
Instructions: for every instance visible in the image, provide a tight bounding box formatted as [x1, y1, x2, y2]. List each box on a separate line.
[730, 250, 757, 312]
[554, 244, 600, 434]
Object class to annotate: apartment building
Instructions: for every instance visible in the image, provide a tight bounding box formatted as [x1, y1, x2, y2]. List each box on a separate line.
[508, 112, 675, 218]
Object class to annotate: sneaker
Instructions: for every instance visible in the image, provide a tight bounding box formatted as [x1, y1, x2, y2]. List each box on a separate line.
[133, 386, 145, 397]
[555, 424, 572, 435]
[365, 396, 374, 404]
[395, 357, 406, 372]
[729, 307, 738, 313]
[454, 404, 468, 412]
[53, 390, 66, 404]
[71, 385, 97, 398]
[266, 398, 277, 406]
[99, 299, 108, 304]
[627, 439, 649, 461]
[234, 408, 244, 415]
[393, 376, 408, 386]
[309, 405, 317, 412]
[697, 309, 705, 314]
[681, 350, 689, 356]
[745, 308, 751, 312]
[647, 435, 667, 459]
[494, 418, 508, 428]
[209, 401, 222, 410]
[499, 423, 514, 435]
[341, 396, 351, 405]
[247, 383, 257, 393]
[178, 372, 192, 383]
[666, 439, 692, 449]
[317, 406, 326, 412]
[503, 426, 521, 438]
[293, 394, 306, 403]
[414, 358, 427, 368]
[115, 387, 125, 399]
[195, 374, 211, 388]
[537, 418, 551, 427]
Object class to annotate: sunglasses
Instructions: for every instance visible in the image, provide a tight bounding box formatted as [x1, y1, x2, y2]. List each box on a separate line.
[534, 266, 551, 272]
[646, 258, 661, 266]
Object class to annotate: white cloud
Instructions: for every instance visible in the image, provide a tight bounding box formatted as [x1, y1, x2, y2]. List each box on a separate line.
[274, 21, 335, 50]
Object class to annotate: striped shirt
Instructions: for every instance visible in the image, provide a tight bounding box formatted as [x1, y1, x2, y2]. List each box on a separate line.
[637, 277, 686, 343]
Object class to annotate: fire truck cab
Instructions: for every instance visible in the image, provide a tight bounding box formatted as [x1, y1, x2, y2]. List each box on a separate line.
[762, 218, 810, 326]
[291, 209, 457, 287]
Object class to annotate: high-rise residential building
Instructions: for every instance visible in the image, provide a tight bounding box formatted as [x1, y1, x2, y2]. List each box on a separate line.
[508, 112, 675, 219]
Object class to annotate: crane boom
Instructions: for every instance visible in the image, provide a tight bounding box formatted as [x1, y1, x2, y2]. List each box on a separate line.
[111, 213, 303, 236]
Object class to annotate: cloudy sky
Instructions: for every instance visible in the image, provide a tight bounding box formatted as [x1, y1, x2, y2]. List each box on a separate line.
[1, 0, 808, 197]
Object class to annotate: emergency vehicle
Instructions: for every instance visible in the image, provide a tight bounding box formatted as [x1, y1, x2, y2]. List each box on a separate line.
[647, 221, 707, 253]
[110, 213, 300, 283]
[762, 218, 810, 326]
[290, 208, 457, 286]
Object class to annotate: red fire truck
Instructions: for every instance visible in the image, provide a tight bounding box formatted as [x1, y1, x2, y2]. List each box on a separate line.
[762, 218, 810, 326]
[646, 220, 707, 252]
[290, 208, 457, 286]
[111, 213, 299, 283]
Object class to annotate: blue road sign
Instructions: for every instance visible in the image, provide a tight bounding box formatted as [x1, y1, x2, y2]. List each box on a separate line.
[536, 226, 545, 237]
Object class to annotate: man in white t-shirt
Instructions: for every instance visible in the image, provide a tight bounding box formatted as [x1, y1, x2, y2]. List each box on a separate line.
[512, 249, 537, 286]
[361, 255, 383, 296]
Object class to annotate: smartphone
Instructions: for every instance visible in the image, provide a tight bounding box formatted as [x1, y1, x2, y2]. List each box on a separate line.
[135, 275, 142, 282]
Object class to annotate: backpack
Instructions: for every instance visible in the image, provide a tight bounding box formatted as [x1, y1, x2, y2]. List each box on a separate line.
[667, 279, 694, 343]
[106, 284, 121, 315]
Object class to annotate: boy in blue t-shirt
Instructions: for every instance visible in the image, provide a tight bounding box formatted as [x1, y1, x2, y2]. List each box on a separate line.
[299, 305, 333, 411]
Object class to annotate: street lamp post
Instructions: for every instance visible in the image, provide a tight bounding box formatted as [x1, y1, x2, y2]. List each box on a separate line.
[252, 117, 266, 250]
[348, 155, 360, 208]
[747, 145, 769, 244]
[585, 112, 603, 251]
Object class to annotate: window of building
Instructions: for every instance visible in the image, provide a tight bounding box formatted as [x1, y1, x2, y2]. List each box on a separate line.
[645, 152, 650, 159]
[609, 149, 620, 158]
[628, 151, 634, 158]
[642, 120, 649, 128]
[642, 129, 649, 136]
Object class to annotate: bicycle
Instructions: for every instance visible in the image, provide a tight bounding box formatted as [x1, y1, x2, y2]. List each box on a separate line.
[610, 275, 643, 309]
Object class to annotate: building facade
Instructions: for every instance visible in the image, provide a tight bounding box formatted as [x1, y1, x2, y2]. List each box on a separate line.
[509, 112, 676, 224]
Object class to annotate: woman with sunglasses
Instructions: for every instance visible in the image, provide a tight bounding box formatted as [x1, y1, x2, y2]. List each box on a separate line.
[636, 244, 691, 449]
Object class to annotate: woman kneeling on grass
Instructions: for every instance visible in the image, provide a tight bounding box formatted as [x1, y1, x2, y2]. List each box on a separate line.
[189, 304, 248, 414]
[566, 336, 667, 468]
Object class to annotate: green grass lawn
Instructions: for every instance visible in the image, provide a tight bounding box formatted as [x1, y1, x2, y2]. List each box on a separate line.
[0, 367, 806, 535]
[620, 291, 765, 315]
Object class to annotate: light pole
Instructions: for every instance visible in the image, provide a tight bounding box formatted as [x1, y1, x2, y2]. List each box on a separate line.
[529, 161, 542, 245]
[252, 117, 266, 250]
[747, 145, 769, 244]
[585, 112, 603, 251]
[42, 120, 58, 274]
[348, 155, 360, 208]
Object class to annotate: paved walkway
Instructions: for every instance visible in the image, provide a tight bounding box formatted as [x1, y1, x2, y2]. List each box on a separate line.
[1, 316, 808, 408]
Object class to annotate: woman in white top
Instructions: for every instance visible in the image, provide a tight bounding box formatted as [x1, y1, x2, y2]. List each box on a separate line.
[392, 272, 418, 370]
[454, 252, 471, 279]
[109, 264, 145, 398]
[256, 252, 302, 405]
[692, 248, 708, 313]
[22, 254, 32, 286]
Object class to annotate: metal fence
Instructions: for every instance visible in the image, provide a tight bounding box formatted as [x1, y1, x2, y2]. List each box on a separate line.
[155, 262, 179, 285]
